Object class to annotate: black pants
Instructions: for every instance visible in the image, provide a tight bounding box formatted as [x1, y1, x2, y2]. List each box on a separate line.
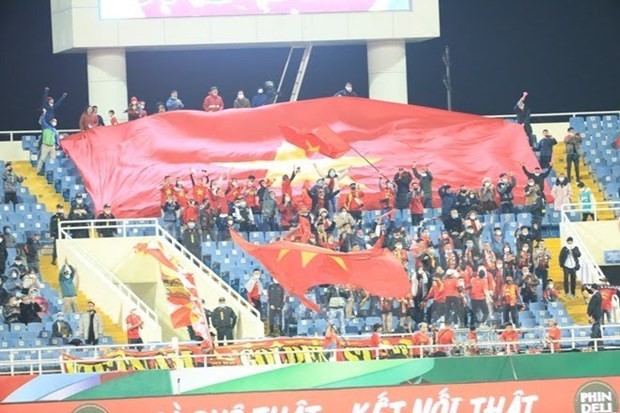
[411, 213, 423, 226]
[423, 197, 433, 209]
[269, 307, 282, 334]
[216, 327, 234, 343]
[524, 123, 534, 147]
[499, 203, 514, 214]
[431, 301, 445, 323]
[4, 192, 18, 205]
[503, 305, 519, 326]
[563, 267, 577, 295]
[444, 296, 462, 325]
[350, 210, 362, 226]
[566, 154, 580, 182]
[251, 298, 262, 316]
[52, 239, 59, 262]
[471, 299, 489, 325]
[539, 155, 552, 170]
[582, 212, 594, 221]
[535, 267, 548, 288]
[128, 337, 144, 351]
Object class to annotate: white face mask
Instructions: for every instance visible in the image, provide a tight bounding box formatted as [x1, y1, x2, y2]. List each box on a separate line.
[188, 223, 196, 229]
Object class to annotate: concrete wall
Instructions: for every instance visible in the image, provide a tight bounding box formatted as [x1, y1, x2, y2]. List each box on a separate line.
[51, 0, 440, 52]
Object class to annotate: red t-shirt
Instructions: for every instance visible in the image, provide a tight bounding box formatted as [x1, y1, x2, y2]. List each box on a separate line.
[427, 282, 446, 303]
[470, 277, 488, 301]
[370, 332, 381, 348]
[547, 326, 561, 352]
[247, 282, 260, 302]
[600, 288, 616, 312]
[443, 278, 459, 298]
[436, 328, 455, 352]
[411, 332, 431, 357]
[499, 330, 519, 353]
[126, 314, 142, 340]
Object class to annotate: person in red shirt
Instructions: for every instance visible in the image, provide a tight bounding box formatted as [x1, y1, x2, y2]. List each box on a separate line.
[378, 177, 395, 208]
[203, 86, 224, 112]
[369, 323, 386, 359]
[542, 279, 559, 303]
[502, 276, 520, 327]
[443, 270, 462, 326]
[546, 319, 562, 353]
[159, 175, 175, 204]
[280, 166, 299, 203]
[291, 208, 312, 243]
[108, 110, 118, 126]
[190, 170, 209, 204]
[279, 194, 297, 230]
[499, 322, 520, 354]
[424, 277, 446, 323]
[470, 268, 490, 325]
[323, 322, 340, 361]
[411, 322, 431, 358]
[244, 269, 263, 314]
[79, 106, 98, 131]
[182, 198, 199, 224]
[436, 321, 457, 355]
[408, 182, 425, 226]
[345, 183, 364, 223]
[465, 326, 478, 356]
[125, 309, 144, 351]
[174, 178, 188, 208]
[599, 287, 617, 324]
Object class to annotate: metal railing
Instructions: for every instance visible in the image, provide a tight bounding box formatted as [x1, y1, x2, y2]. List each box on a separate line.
[486, 110, 620, 120]
[0, 129, 79, 142]
[559, 201, 620, 284]
[62, 234, 160, 327]
[0, 324, 616, 375]
[57, 218, 260, 319]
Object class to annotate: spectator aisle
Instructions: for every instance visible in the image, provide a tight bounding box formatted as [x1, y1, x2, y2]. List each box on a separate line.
[11, 161, 126, 344]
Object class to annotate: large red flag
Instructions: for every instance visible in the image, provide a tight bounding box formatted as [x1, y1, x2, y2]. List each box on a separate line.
[230, 229, 410, 312]
[61, 98, 537, 217]
[279, 124, 351, 159]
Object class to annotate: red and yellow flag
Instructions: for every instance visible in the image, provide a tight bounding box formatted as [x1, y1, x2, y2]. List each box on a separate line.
[279, 124, 351, 159]
[230, 229, 411, 312]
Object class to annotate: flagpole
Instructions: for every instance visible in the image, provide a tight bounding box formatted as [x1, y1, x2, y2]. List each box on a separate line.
[347, 144, 391, 182]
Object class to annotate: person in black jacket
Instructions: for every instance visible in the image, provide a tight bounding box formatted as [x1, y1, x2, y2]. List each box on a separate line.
[23, 233, 41, 273]
[521, 164, 552, 198]
[393, 169, 413, 210]
[588, 314, 603, 350]
[536, 130, 557, 169]
[513, 92, 534, 147]
[586, 285, 603, 322]
[0, 234, 7, 277]
[496, 172, 517, 214]
[334, 82, 358, 97]
[558, 237, 581, 297]
[326, 285, 350, 334]
[19, 295, 42, 324]
[68, 196, 93, 239]
[49, 203, 66, 265]
[267, 279, 285, 336]
[412, 163, 433, 208]
[182, 219, 202, 260]
[96, 203, 117, 238]
[210, 297, 237, 343]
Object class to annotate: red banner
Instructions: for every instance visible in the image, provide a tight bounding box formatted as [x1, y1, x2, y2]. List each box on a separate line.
[3, 377, 619, 413]
[61, 98, 536, 217]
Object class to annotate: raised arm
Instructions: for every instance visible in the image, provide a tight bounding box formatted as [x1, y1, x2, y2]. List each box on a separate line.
[41, 87, 49, 107]
[55, 92, 67, 108]
[313, 163, 326, 179]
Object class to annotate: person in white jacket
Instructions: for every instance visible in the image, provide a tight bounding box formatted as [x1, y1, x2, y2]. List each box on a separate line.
[79, 301, 104, 345]
[551, 174, 572, 212]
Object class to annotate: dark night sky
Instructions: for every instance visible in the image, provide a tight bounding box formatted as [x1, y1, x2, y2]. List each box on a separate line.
[0, 0, 619, 131]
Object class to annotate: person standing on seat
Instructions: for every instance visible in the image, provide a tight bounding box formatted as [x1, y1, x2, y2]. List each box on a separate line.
[2, 162, 25, 205]
[564, 127, 582, 182]
[513, 92, 534, 147]
[79, 301, 103, 345]
[37, 108, 59, 176]
[203, 86, 224, 112]
[211, 297, 237, 344]
[536, 129, 557, 170]
[267, 278, 285, 336]
[559, 237, 581, 298]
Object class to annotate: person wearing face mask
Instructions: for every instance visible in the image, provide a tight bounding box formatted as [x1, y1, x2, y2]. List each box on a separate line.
[454, 185, 471, 216]
[183, 197, 200, 225]
[19, 295, 42, 324]
[345, 183, 364, 225]
[79, 301, 103, 345]
[524, 179, 540, 209]
[267, 278, 285, 336]
[496, 171, 517, 214]
[412, 163, 434, 208]
[58, 259, 78, 314]
[49, 203, 67, 265]
[519, 267, 539, 306]
[2, 162, 25, 206]
[559, 237, 581, 297]
[37, 108, 60, 175]
[501, 244, 516, 278]
[233, 197, 255, 233]
[41, 87, 68, 124]
[490, 227, 505, 256]
[334, 82, 358, 97]
[479, 177, 497, 213]
[51, 312, 73, 343]
[211, 297, 238, 343]
[3, 296, 22, 324]
[533, 240, 551, 287]
[394, 168, 414, 210]
[68, 195, 93, 239]
[564, 127, 582, 182]
[501, 276, 520, 327]
[203, 86, 224, 112]
[182, 218, 202, 260]
[165, 90, 184, 111]
[551, 174, 572, 212]
[517, 243, 533, 276]
[162, 195, 181, 240]
[521, 163, 552, 197]
[542, 279, 559, 303]
[469, 268, 490, 326]
[233, 90, 251, 108]
[245, 269, 264, 315]
[3, 264, 23, 297]
[577, 181, 596, 222]
[378, 177, 395, 208]
[408, 182, 425, 226]
[96, 204, 117, 238]
[515, 225, 533, 253]
[261, 190, 279, 232]
[535, 129, 558, 170]
[2, 226, 15, 249]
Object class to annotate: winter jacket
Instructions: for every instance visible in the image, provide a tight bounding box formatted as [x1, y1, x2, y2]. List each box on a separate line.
[559, 246, 581, 269]
[261, 193, 278, 220]
[412, 168, 433, 199]
[393, 171, 413, 209]
[251, 93, 269, 107]
[165, 96, 184, 111]
[233, 97, 251, 108]
[267, 283, 285, 309]
[79, 311, 103, 340]
[438, 186, 457, 217]
[203, 94, 224, 112]
[58, 265, 77, 297]
[522, 166, 551, 193]
[496, 176, 517, 205]
[2, 171, 24, 193]
[551, 181, 572, 211]
[536, 137, 557, 158]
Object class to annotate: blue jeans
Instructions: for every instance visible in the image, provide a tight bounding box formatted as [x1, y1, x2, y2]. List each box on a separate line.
[328, 308, 345, 334]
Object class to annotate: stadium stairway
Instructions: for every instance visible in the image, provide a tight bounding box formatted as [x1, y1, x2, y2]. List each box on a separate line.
[11, 161, 70, 213]
[552, 142, 614, 220]
[12, 161, 126, 344]
[545, 237, 588, 325]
